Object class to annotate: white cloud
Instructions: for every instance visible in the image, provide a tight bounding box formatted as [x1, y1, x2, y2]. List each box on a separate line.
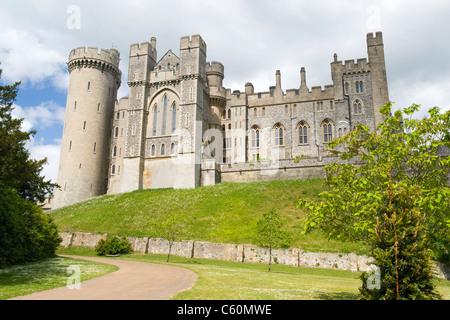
[11, 101, 65, 132]
[11, 102, 65, 183]
[26, 136, 61, 184]
[0, 27, 68, 90]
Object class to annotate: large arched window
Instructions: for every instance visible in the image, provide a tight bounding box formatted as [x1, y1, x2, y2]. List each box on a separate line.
[162, 95, 168, 135]
[251, 126, 260, 148]
[297, 121, 309, 145]
[227, 109, 231, 119]
[353, 99, 363, 114]
[161, 144, 166, 156]
[273, 123, 284, 146]
[151, 145, 156, 156]
[171, 102, 177, 134]
[322, 120, 333, 143]
[152, 104, 158, 136]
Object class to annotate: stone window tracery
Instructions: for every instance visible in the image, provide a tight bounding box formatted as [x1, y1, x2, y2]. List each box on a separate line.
[353, 99, 363, 114]
[297, 121, 309, 145]
[322, 119, 333, 143]
[273, 123, 285, 146]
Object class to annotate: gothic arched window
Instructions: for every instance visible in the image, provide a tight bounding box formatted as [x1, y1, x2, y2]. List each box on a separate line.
[353, 99, 363, 114]
[356, 81, 364, 93]
[273, 123, 284, 146]
[172, 102, 177, 134]
[297, 121, 309, 145]
[153, 105, 158, 136]
[322, 120, 333, 143]
[251, 126, 260, 148]
[162, 95, 168, 135]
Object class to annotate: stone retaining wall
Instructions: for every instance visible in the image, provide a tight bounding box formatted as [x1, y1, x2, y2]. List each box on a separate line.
[59, 232, 449, 279]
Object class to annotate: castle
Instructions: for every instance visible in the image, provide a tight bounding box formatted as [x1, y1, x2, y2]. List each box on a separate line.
[52, 32, 389, 210]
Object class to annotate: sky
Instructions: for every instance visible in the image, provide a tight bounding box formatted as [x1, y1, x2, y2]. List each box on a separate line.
[0, 0, 449, 184]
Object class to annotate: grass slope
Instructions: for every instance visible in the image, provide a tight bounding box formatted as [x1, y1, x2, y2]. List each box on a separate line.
[51, 179, 368, 254]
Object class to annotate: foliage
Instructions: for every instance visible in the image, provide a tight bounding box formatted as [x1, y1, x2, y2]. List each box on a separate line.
[0, 66, 61, 268]
[0, 67, 58, 203]
[256, 209, 290, 271]
[359, 186, 441, 300]
[0, 185, 61, 268]
[95, 236, 132, 256]
[298, 102, 449, 299]
[151, 211, 192, 262]
[298, 103, 449, 259]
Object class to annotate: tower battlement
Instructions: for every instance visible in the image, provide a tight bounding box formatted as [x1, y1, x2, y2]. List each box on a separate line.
[129, 38, 157, 61]
[69, 46, 120, 66]
[180, 34, 207, 54]
[68, 46, 121, 81]
[206, 61, 224, 77]
[367, 31, 383, 47]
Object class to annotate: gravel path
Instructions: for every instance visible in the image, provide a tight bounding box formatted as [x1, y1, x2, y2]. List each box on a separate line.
[10, 255, 197, 300]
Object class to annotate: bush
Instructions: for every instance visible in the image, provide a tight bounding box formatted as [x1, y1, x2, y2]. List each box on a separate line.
[95, 236, 132, 256]
[0, 186, 61, 268]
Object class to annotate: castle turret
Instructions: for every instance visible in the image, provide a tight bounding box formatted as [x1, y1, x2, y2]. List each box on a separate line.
[53, 47, 122, 209]
[367, 32, 389, 129]
[206, 61, 226, 129]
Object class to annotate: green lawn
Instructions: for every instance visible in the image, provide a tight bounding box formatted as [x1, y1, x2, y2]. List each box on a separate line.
[2, 248, 449, 300]
[0, 254, 118, 300]
[50, 179, 369, 255]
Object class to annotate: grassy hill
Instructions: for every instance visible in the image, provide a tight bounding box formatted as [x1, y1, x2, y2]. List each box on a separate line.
[50, 179, 369, 255]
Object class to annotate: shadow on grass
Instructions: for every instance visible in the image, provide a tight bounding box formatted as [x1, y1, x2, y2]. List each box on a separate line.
[315, 291, 360, 300]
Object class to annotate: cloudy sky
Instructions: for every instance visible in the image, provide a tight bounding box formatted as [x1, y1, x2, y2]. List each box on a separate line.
[1, 0, 449, 184]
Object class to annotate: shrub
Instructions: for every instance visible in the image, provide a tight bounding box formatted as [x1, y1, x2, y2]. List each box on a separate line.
[95, 236, 132, 256]
[0, 186, 61, 268]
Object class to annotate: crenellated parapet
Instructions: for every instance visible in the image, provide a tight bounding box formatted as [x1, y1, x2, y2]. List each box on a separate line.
[68, 46, 122, 82]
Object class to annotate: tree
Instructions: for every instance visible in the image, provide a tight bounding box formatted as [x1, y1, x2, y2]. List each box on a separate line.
[256, 209, 290, 272]
[298, 102, 449, 299]
[0, 65, 61, 267]
[0, 185, 61, 268]
[0, 66, 58, 203]
[151, 211, 192, 262]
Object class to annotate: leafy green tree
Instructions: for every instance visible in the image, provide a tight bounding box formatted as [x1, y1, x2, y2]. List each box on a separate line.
[151, 211, 192, 262]
[256, 209, 290, 272]
[298, 103, 449, 299]
[0, 185, 61, 268]
[0, 65, 61, 267]
[0, 67, 58, 203]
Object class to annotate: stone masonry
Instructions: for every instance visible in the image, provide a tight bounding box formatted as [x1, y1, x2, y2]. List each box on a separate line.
[59, 232, 450, 279]
[53, 32, 390, 209]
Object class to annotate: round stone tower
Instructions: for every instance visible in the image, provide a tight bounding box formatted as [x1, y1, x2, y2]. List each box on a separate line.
[206, 61, 226, 130]
[53, 47, 121, 209]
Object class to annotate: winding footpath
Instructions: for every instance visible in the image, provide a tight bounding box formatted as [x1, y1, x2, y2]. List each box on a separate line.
[10, 255, 197, 300]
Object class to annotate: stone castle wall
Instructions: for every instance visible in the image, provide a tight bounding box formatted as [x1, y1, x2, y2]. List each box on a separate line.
[60, 232, 450, 279]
